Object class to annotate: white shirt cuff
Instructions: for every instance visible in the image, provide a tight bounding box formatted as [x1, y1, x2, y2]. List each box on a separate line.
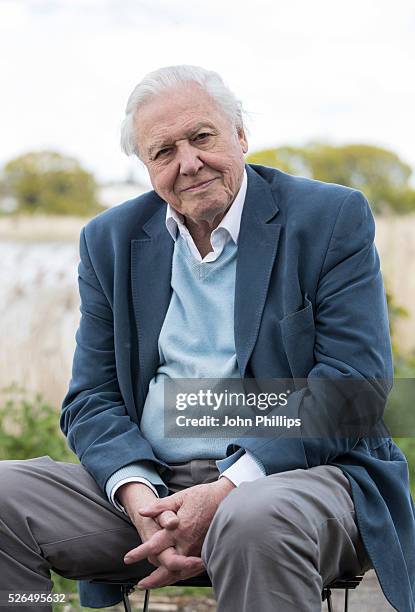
[111, 477, 159, 514]
[219, 451, 266, 487]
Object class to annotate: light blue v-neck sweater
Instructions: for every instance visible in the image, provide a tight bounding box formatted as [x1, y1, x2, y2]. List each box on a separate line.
[139, 233, 239, 458]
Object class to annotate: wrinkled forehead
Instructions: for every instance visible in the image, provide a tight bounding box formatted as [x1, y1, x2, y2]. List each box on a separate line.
[139, 81, 220, 118]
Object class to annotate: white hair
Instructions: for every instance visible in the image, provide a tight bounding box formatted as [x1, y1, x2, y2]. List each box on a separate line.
[120, 65, 246, 157]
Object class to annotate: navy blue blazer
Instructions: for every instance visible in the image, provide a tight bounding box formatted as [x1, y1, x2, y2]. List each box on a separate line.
[61, 164, 415, 611]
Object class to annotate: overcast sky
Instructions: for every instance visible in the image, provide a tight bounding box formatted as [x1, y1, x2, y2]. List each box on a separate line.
[1, 0, 414, 185]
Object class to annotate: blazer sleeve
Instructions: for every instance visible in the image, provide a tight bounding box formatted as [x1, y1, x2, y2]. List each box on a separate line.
[225, 190, 394, 475]
[60, 227, 169, 493]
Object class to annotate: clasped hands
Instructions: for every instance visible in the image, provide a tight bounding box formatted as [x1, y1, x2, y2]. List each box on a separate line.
[122, 478, 235, 589]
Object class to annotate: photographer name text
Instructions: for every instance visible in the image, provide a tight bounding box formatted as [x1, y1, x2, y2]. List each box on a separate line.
[175, 414, 301, 429]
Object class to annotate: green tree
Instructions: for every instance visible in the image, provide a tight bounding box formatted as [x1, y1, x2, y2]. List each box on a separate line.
[2, 151, 102, 216]
[247, 143, 415, 215]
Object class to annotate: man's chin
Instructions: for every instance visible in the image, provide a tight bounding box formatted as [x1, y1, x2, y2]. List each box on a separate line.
[183, 199, 231, 225]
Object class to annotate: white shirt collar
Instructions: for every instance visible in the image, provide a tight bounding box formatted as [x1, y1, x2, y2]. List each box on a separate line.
[165, 168, 248, 245]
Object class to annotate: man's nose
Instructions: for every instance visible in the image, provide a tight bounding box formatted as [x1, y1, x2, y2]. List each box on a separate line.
[177, 142, 204, 175]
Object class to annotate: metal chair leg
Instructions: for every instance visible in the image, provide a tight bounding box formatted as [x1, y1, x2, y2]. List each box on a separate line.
[326, 587, 333, 612]
[344, 587, 349, 612]
[121, 585, 132, 612]
[121, 585, 151, 612]
[142, 589, 150, 612]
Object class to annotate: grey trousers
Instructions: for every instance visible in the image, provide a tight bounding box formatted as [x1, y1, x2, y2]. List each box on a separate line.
[0, 456, 371, 611]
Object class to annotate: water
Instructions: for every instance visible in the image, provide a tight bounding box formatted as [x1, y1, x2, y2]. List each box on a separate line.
[0, 241, 79, 295]
[0, 241, 81, 405]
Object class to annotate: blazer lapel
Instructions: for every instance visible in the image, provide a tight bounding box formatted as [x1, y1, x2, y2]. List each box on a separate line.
[131, 206, 174, 399]
[235, 166, 281, 377]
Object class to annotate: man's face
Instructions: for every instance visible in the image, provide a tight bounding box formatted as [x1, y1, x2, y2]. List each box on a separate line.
[135, 83, 248, 225]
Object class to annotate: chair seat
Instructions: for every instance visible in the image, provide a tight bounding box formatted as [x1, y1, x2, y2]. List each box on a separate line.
[326, 575, 363, 589]
[91, 572, 364, 612]
[91, 572, 364, 590]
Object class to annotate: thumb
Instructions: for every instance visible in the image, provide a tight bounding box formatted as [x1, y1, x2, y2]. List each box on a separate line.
[156, 510, 180, 529]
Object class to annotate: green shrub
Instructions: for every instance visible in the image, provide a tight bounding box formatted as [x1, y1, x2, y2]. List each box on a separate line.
[0, 385, 76, 463]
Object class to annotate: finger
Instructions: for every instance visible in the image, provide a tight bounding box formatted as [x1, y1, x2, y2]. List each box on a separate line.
[158, 549, 204, 573]
[147, 547, 189, 567]
[138, 494, 181, 516]
[183, 558, 205, 579]
[137, 565, 180, 590]
[137, 558, 205, 589]
[155, 510, 179, 529]
[149, 546, 178, 569]
[148, 555, 159, 567]
[124, 530, 174, 564]
[174, 557, 205, 575]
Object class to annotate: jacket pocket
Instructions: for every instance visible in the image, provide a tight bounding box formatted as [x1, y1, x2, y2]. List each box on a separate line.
[279, 294, 315, 337]
[279, 295, 315, 379]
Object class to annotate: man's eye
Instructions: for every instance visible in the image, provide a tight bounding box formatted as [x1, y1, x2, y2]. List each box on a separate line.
[194, 133, 211, 141]
[155, 148, 172, 159]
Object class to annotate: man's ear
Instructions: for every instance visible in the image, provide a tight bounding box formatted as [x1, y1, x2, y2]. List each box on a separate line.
[238, 127, 248, 154]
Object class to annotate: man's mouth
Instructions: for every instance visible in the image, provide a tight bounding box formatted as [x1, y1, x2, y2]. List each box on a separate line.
[182, 178, 217, 192]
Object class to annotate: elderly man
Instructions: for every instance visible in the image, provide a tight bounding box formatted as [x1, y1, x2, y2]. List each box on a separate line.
[1, 65, 414, 612]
